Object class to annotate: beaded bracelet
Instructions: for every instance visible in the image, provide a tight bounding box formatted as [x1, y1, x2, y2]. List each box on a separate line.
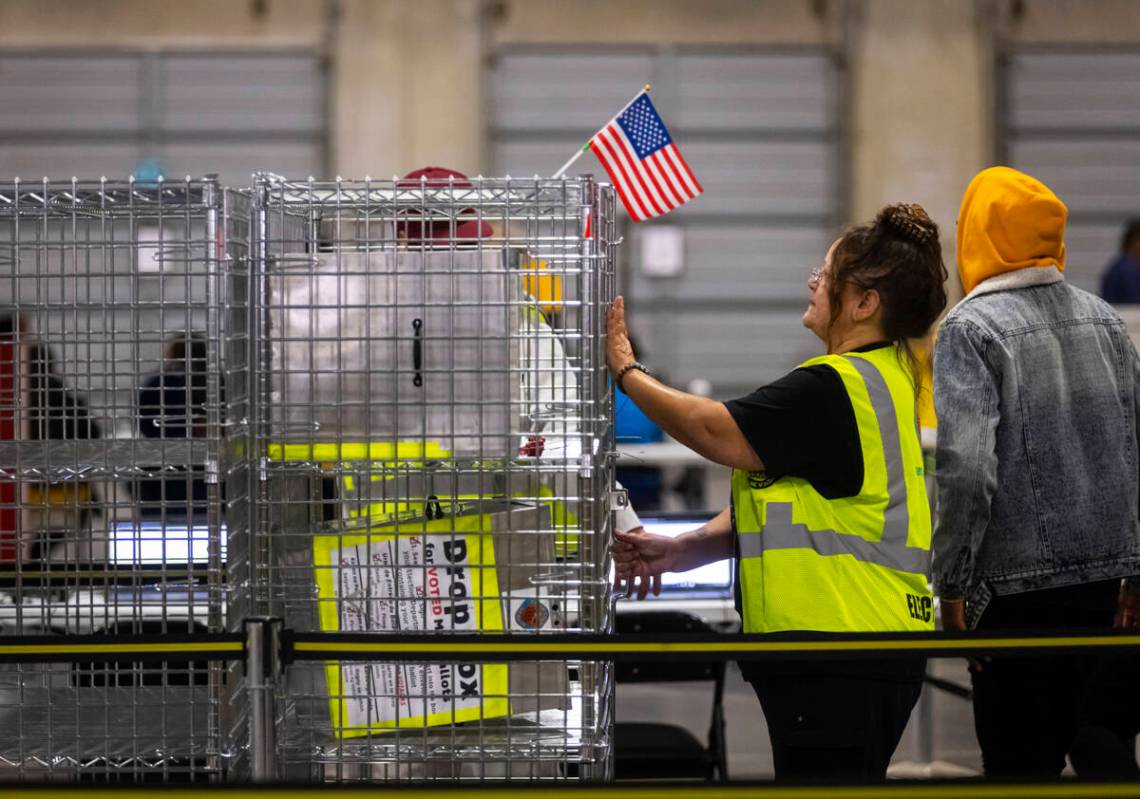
[616, 361, 650, 391]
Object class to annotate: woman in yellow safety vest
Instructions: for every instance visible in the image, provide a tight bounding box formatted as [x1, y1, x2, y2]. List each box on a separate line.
[610, 203, 947, 782]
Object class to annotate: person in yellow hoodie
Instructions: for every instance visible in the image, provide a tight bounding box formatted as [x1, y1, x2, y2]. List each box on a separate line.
[933, 166, 1140, 778]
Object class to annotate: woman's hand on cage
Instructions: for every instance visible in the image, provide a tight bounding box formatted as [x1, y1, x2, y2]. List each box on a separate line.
[612, 527, 676, 600]
[606, 296, 637, 380]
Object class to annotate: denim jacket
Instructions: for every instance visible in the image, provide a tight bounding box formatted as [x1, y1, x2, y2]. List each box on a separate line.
[933, 266, 1140, 625]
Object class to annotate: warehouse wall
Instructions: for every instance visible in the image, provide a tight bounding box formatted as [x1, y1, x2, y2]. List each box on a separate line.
[994, 0, 1140, 295]
[0, 0, 322, 47]
[1002, 0, 1140, 42]
[489, 0, 837, 45]
[1, 0, 1138, 251]
[0, 0, 837, 182]
[850, 0, 991, 287]
[844, 0, 1140, 292]
[331, 0, 484, 176]
[337, 0, 842, 177]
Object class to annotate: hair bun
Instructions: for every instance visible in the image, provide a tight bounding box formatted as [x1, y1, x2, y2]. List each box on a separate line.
[879, 203, 937, 246]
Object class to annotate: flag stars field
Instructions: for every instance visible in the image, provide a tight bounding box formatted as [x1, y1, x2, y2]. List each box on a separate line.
[574, 89, 704, 222]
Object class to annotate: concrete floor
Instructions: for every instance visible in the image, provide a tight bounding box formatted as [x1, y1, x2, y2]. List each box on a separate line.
[616, 658, 985, 780]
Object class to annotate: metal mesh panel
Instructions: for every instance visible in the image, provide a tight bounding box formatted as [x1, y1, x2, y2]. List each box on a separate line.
[0, 178, 250, 781]
[249, 175, 617, 782]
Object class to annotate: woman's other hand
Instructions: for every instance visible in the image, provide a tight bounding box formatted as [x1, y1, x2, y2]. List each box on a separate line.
[940, 597, 967, 632]
[1115, 585, 1140, 629]
[607, 296, 636, 378]
[941, 597, 986, 672]
[613, 527, 676, 601]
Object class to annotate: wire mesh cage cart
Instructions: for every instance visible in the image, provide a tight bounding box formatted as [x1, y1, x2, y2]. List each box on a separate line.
[249, 174, 619, 781]
[0, 177, 251, 781]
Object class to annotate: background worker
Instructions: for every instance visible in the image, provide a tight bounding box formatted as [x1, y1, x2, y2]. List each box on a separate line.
[933, 166, 1140, 778]
[25, 339, 101, 560]
[611, 204, 947, 781]
[1100, 217, 1140, 304]
[137, 333, 212, 516]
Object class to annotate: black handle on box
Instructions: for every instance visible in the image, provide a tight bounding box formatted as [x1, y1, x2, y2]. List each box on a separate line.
[412, 318, 423, 387]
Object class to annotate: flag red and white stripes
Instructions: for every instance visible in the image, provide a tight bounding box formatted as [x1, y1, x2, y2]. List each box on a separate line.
[588, 92, 703, 222]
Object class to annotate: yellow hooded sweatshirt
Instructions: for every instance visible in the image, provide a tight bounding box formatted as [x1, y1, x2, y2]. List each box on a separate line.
[956, 166, 1068, 295]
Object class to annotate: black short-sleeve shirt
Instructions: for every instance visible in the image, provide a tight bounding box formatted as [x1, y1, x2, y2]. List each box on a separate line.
[722, 344, 895, 499]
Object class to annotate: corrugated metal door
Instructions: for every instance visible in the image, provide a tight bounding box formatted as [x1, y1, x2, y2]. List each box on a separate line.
[489, 47, 844, 397]
[1000, 49, 1140, 295]
[0, 50, 326, 185]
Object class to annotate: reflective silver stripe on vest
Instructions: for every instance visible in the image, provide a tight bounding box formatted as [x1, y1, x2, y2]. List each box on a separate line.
[739, 355, 931, 577]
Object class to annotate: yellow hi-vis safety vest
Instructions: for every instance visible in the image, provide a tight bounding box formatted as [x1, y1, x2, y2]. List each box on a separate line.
[732, 345, 934, 634]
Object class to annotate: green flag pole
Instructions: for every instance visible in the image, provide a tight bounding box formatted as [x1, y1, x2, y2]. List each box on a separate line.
[551, 84, 651, 179]
[552, 140, 591, 180]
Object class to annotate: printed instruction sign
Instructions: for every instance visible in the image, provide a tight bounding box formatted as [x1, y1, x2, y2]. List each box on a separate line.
[313, 513, 509, 737]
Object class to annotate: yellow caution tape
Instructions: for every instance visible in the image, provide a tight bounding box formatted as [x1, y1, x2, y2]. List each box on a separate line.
[6, 782, 1140, 798]
[0, 641, 242, 657]
[266, 441, 451, 462]
[293, 633, 1140, 658]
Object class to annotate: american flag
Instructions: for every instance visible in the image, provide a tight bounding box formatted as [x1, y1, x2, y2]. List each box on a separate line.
[589, 93, 703, 222]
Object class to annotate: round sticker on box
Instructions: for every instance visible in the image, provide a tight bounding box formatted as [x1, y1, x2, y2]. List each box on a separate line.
[513, 597, 550, 630]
